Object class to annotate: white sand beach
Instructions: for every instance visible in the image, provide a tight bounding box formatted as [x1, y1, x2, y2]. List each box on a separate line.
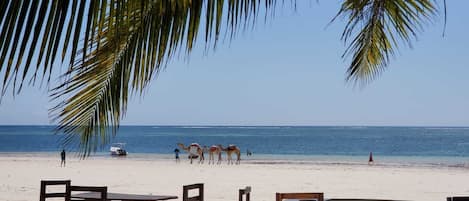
[1, 154, 468, 201]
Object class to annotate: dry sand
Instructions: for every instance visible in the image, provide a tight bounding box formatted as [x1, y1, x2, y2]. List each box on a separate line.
[1, 154, 468, 201]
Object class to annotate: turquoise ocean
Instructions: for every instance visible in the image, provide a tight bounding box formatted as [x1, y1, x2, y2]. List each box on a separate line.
[1, 125, 469, 167]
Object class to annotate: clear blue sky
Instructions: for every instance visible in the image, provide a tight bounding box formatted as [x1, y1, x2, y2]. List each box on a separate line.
[0, 1, 468, 126]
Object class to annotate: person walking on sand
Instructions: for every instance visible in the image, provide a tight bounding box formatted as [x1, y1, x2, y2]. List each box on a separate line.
[60, 149, 66, 167]
[368, 152, 374, 165]
[174, 148, 180, 163]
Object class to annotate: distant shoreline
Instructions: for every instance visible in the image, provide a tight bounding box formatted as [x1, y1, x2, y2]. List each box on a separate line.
[2, 151, 469, 169]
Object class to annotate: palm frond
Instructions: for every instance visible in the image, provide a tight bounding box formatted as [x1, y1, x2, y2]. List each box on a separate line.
[45, 0, 276, 156]
[335, 0, 437, 85]
[0, 0, 442, 156]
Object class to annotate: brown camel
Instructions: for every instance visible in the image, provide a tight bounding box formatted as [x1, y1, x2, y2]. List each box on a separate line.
[208, 145, 222, 165]
[219, 144, 241, 165]
[177, 143, 204, 164]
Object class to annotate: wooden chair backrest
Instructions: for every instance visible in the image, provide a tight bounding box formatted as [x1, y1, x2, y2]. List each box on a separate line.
[276, 193, 324, 201]
[69, 185, 107, 201]
[239, 186, 251, 201]
[448, 197, 469, 201]
[39, 180, 71, 201]
[183, 183, 204, 201]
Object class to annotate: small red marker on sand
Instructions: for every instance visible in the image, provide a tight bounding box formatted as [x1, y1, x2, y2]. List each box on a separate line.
[368, 152, 374, 165]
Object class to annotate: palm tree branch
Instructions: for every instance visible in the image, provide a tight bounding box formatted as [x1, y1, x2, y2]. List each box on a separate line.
[335, 0, 437, 85]
[50, 0, 276, 156]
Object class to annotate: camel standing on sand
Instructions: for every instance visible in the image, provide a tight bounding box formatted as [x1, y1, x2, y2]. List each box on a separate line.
[208, 145, 222, 165]
[177, 143, 204, 164]
[219, 144, 241, 165]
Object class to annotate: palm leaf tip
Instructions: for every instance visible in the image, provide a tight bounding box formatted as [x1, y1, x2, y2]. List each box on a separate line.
[336, 0, 437, 86]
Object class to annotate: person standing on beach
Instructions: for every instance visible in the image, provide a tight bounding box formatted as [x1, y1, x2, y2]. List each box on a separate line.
[368, 152, 374, 165]
[60, 149, 66, 167]
[174, 148, 180, 163]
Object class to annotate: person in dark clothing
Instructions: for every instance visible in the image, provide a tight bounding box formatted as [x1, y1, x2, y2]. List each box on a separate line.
[246, 149, 252, 156]
[174, 148, 180, 163]
[60, 149, 66, 167]
[368, 152, 374, 165]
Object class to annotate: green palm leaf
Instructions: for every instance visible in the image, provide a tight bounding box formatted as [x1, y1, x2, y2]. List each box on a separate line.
[0, 0, 442, 156]
[48, 0, 274, 156]
[334, 0, 437, 85]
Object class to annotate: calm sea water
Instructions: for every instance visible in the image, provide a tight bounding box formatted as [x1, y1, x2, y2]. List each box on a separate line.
[1, 126, 469, 158]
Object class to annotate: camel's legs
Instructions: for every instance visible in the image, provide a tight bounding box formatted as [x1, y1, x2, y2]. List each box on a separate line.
[227, 153, 233, 165]
[200, 152, 205, 164]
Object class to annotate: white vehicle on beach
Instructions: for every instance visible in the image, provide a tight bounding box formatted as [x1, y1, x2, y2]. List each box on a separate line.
[110, 143, 127, 156]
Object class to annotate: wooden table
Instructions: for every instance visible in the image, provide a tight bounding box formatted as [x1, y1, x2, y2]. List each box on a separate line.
[72, 192, 178, 201]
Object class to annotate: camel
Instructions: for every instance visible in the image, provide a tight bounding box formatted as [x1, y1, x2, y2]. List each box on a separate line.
[208, 145, 223, 165]
[177, 143, 204, 164]
[218, 144, 241, 165]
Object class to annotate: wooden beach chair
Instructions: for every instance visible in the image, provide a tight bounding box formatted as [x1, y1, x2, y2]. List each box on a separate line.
[276, 192, 324, 201]
[183, 183, 204, 201]
[239, 186, 251, 201]
[448, 197, 469, 201]
[69, 185, 107, 201]
[39, 180, 71, 201]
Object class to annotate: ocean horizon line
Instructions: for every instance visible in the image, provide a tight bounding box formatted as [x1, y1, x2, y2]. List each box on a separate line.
[1, 124, 469, 128]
